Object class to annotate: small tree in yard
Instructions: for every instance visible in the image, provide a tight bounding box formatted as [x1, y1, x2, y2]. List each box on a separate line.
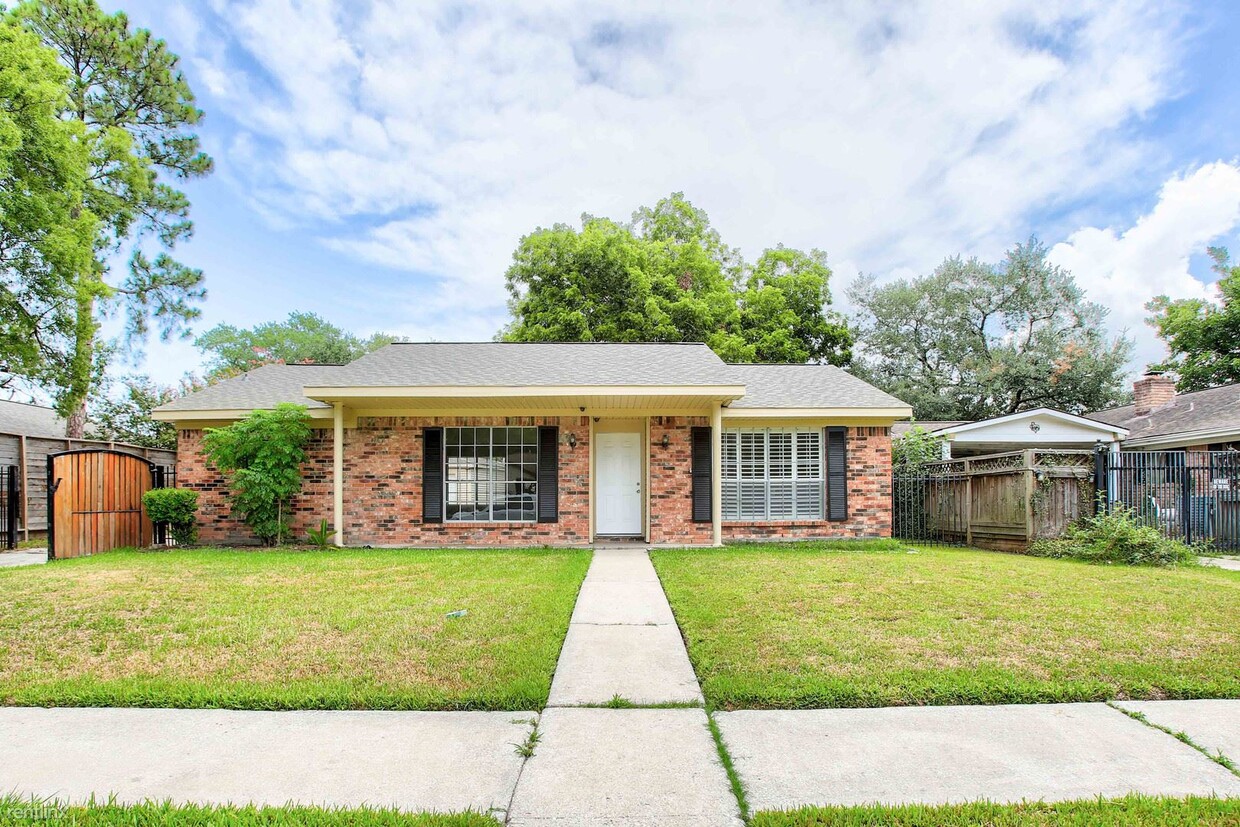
[201, 403, 311, 545]
[892, 425, 946, 472]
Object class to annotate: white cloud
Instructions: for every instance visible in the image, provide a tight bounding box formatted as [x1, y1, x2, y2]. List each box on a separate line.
[159, 0, 1191, 342]
[1048, 161, 1240, 374]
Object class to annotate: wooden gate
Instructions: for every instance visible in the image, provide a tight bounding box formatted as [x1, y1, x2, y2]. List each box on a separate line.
[48, 449, 155, 559]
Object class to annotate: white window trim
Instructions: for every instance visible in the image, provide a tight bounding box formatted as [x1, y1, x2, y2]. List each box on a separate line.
[722, 427, 825, 521]
[444, 426, 539, 523]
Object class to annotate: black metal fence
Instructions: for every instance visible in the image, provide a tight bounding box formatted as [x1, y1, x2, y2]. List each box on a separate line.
[892, 465, 968, 545]
[152, 464, 178, 546]
[1, 465, 17, 549]
[1101, 449, 1240, 550]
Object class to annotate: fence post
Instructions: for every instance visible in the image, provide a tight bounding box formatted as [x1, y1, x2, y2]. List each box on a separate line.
[1093, 443, 1108, 514]
[1181, 457, 1193, 545]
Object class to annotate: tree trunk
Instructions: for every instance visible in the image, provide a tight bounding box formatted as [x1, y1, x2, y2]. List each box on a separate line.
[63, 291, 96, 439]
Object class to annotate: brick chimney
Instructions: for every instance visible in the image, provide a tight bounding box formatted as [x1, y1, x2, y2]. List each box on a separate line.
[1133, 371, 1176, 416]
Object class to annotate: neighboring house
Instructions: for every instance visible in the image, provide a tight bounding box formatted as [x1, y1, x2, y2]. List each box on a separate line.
[152, 342, 912, 546]
[0, 399, 175, 542]
[1089, 372, 1240, 451]
[892, 410, 1128, 459]
[893, 372, 1240, 459]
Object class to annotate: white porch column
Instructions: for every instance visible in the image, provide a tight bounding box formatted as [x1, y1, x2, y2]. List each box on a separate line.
[333, 402, 344, 547]
[711, 402, 723, 547]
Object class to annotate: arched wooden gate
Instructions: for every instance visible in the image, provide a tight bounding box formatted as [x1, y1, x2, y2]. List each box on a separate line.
[48, 449, 155, 559]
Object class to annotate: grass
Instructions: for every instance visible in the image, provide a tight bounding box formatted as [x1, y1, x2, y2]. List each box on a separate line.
[749, 795, 1240, 826]
[0, 796, 500, 825]
[650, 542, 1240, 709]
[0, 546, 590, 711]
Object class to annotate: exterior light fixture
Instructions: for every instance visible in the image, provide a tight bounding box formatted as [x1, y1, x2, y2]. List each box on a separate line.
[566, 432, 577, 449]
[661, 433, 670, 449]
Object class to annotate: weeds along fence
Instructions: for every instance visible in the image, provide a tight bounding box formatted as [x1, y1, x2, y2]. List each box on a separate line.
[895, 447, 1240, 551]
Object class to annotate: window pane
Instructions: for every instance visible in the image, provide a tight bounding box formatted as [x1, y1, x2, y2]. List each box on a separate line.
[795, 480, 823, 519]
[796, 432, 822, 480]
[769, 481, 794, 519]
[740, 433, 765, 479]
[442, 427, 537, 522]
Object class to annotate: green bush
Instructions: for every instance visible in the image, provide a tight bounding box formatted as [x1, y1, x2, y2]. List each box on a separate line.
[1029, 505, 1197, 567]
[201, 403, 312, 545]
[142, 487, 199, 545]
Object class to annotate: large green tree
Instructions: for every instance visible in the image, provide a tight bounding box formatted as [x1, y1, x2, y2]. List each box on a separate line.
[10, 0, 212, 436]
[849, 240, 1132, 420]
[86, 373, 200, 450]
[501, 193, 853, 365]
[196, 311, 398, 381]
[1146, 247, 1240, 392]
[0, 19, 94, 397]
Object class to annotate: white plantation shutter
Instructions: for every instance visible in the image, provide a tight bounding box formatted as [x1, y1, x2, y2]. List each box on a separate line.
[721, 428, 824, 520]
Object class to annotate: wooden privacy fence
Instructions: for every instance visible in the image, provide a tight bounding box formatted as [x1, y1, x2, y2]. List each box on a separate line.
[0, 431, 174, 542]
[48, 449, 158, 559]
[893, 450, 1096, 551]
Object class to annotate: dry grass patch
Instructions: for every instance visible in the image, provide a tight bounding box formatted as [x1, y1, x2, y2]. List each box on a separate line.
[0, 547, 590, 710]
[651, 543, 1240, 708]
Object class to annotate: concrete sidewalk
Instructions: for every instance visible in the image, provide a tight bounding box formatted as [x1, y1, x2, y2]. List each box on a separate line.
[716, 703, 1240, 811]
[0, 707, 532, 818]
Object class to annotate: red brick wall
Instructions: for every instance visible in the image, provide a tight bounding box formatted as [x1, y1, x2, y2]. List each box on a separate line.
[648, 416, 714, 544]
[178, 416, 590, 546]
[178, 418, 893, 546]
[722, 426, 893, 541]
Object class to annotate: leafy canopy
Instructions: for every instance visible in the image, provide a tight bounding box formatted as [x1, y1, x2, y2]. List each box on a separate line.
[892, 425, 946, 471]
[849, 239, 1132, 420]
[86, 373, 199, 450]
[1146, 247, 1240, 392]
[9, 0, 213, 435]
[195, 311, 397, 381]
[0, 19, 94, 395]
[501, 193, 852, 365]
[201, 404, 312, 545]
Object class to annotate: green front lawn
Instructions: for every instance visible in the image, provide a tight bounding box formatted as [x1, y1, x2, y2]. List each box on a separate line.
[0, 547, 590, 710]
[751, 796, 1240, 826]
[0, 797, 499, 826]
[651, 543, 1240, 708]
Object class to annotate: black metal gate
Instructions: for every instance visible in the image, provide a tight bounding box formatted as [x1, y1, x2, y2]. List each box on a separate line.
[1, 465, 17, 549]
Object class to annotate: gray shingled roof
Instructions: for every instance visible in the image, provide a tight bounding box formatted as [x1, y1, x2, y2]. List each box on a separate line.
[0, 399, 66, 437]
[727, 364, 909, 409]
[156, 344, 912, 413]
[155, 364, 348, 412]
[1089, 383, 1240, 443]
[312, 342, 740, 387]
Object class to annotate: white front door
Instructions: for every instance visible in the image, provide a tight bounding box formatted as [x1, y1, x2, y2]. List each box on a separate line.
[596, 432, 643, 536]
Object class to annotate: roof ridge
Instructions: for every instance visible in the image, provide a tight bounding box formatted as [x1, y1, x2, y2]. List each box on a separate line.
[0, 399, 57, 411]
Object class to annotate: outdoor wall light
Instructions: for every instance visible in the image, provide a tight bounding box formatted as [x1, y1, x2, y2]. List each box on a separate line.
[661, 433, 670, 449]
[566, 432, 577, 449]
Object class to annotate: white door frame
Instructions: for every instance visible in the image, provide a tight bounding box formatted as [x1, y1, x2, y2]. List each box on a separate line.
[594, 430, 644, 537]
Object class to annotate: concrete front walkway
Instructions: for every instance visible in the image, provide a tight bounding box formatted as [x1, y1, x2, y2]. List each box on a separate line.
[511, 547, 740, 826]
[547, 547, 702, 706]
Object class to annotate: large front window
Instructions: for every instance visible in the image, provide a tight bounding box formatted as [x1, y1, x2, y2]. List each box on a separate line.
[445, 427, 538, 522]
[722, 428, 823, 520]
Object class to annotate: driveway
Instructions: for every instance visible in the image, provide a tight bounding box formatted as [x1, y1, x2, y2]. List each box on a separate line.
[0, 548, 47, 568]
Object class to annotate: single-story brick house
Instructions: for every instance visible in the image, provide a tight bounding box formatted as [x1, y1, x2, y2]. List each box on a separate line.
[153, 342, 911, 546]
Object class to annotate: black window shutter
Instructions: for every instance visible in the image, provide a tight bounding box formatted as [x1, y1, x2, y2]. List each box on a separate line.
[423, 427, 444, 523]
[537, 426, 559, 523]
[691, 426, 712, 523]
[826, 426, 848, 521]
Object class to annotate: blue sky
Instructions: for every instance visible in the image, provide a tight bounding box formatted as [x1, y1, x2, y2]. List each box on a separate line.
[102, 0, 1240, 387]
